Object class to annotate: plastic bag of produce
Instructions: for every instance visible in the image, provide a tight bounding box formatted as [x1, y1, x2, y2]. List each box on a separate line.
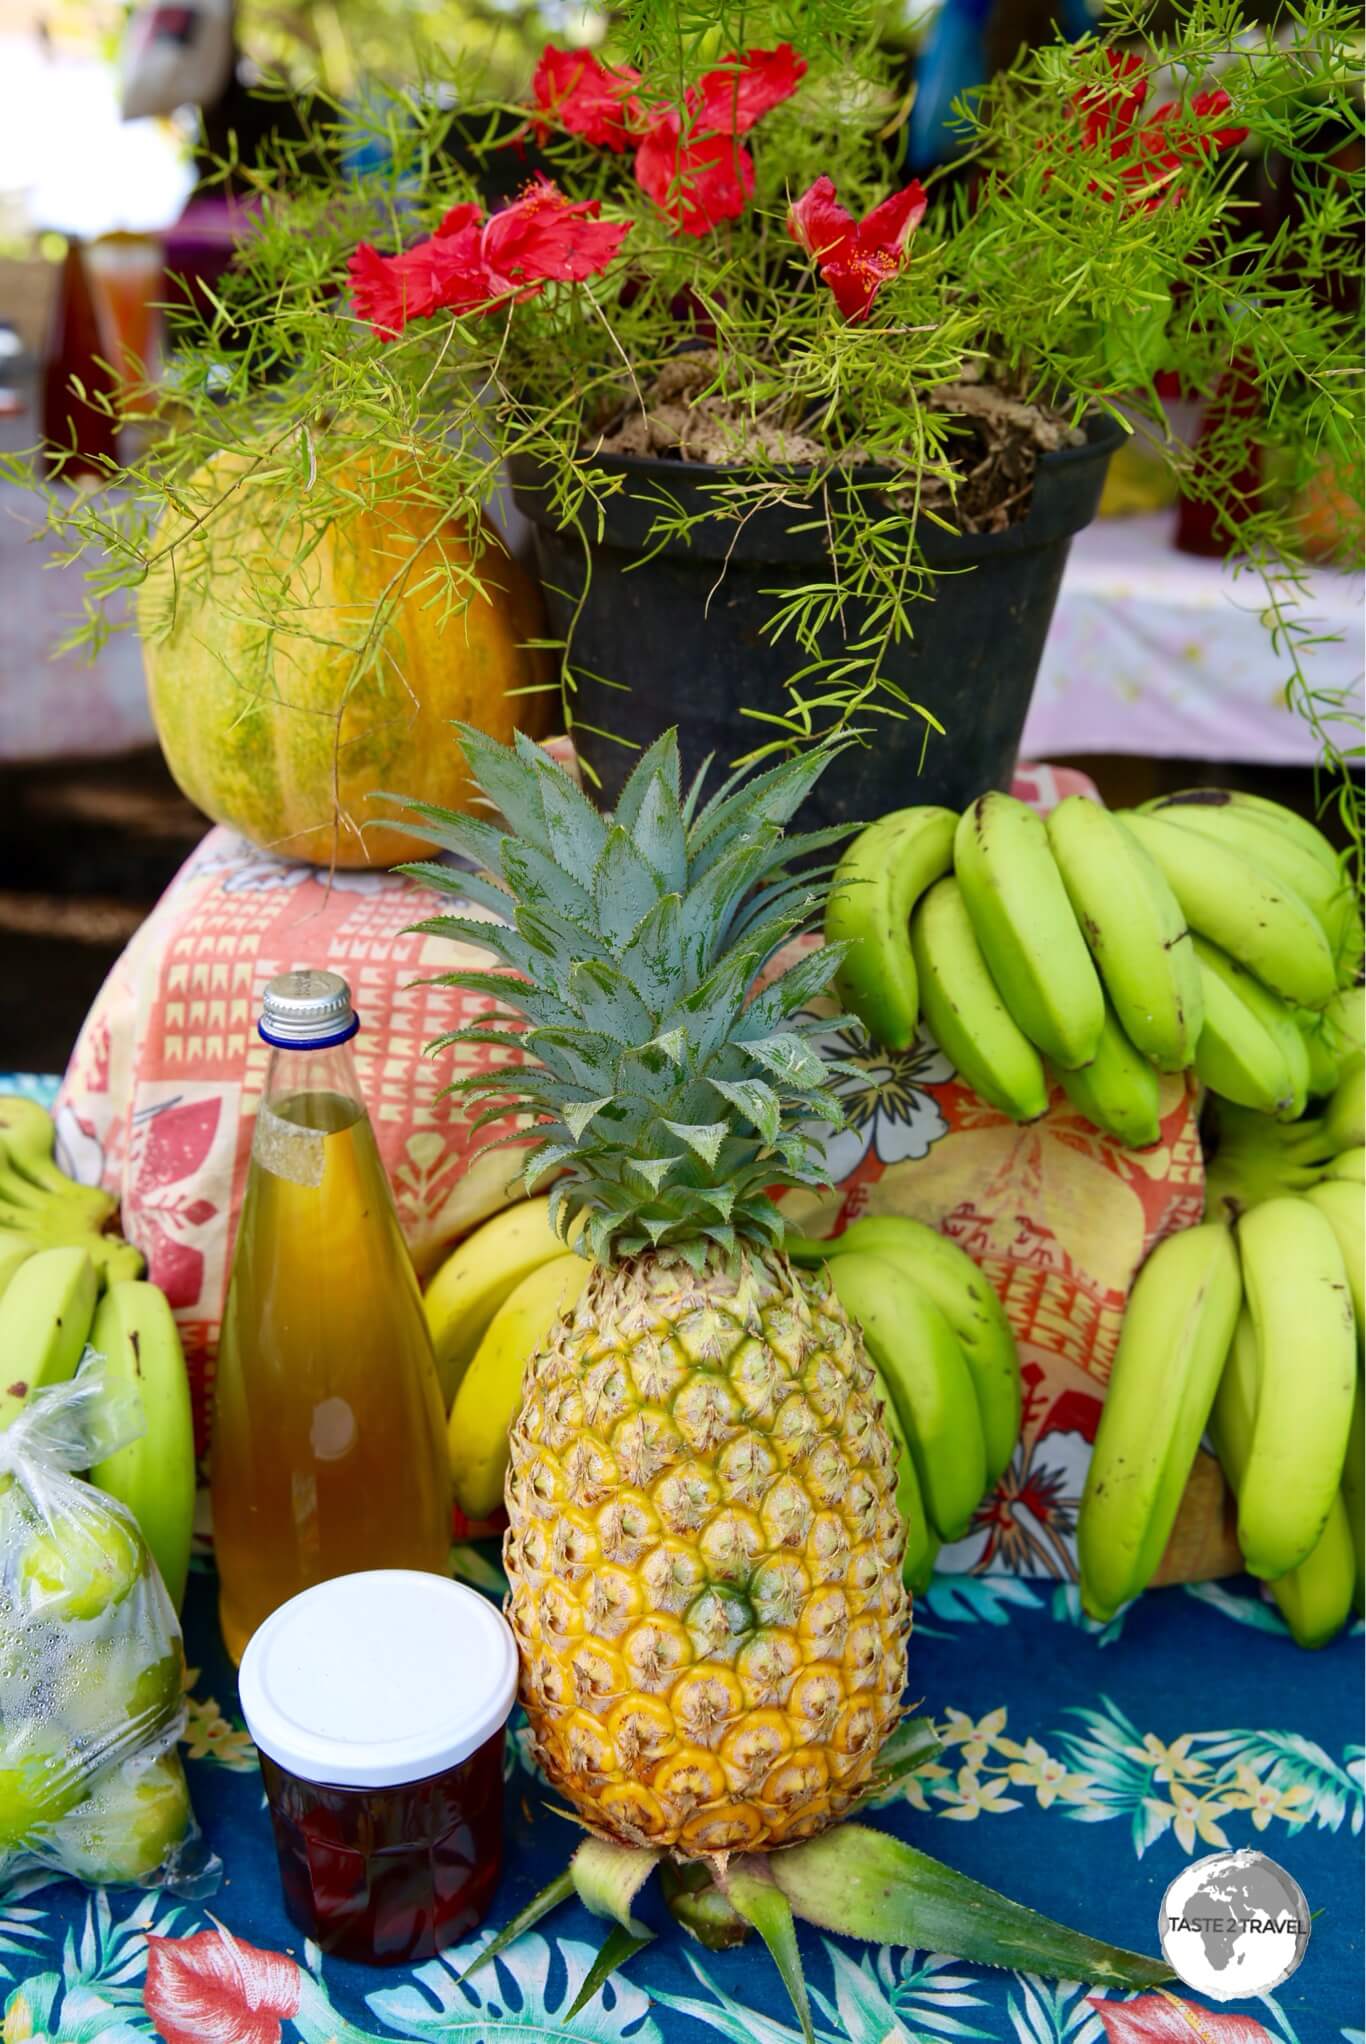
[0, 1367, 218, 1894]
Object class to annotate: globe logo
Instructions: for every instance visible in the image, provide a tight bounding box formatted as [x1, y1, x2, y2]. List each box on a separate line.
[1159, 1848, 1311, 2001]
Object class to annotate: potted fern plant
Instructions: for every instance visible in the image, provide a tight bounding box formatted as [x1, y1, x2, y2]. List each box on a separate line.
[31, 0, 1364, 837]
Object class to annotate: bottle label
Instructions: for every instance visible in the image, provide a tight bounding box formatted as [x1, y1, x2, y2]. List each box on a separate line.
[253, 1104, 326, 1188]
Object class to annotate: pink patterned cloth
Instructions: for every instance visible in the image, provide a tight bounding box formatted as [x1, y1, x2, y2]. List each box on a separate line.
[56, 759, 1229, 1580]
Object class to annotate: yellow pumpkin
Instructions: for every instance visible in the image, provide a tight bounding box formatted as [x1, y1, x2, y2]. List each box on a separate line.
[138, 449, 551, 867]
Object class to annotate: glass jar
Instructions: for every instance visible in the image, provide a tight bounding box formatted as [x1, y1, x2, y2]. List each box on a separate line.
[238, 1570, 518, 1966]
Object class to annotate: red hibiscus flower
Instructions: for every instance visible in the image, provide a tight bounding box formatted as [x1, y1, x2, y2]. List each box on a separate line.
[348, 176, 630, 337]
[787, 174, 928, 322]
[1089, 1995, 1274, 2043]
[1072, 49, 1246, 210]
[532, 44, 640, 151]
[633, 43, 807, 235]
[145, 1928, 301, 2044]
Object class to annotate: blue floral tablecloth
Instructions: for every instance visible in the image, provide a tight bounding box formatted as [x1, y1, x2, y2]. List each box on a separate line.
[2, 1078, 1362, 2044]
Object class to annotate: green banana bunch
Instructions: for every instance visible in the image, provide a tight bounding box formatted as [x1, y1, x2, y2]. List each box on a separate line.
[1077, 1225, 1241, 1622]
[1343, 1374, 1364, 1619]
[1120, 810, 1336, 1012]
[0, 1099, 142, 1296]
[1204, 1096, 1347, 1221]
[0, 1098, 115, 1224]
[1143, 789, 1347, 932]
[1054, 1002, 1162, 1150]
[1191, 943, 1299, 1118]
[1234, 1196, 1357, 1580]
[0, 1247, 100, 1430]
[910, 877, 1049, 1122]
[1304, 1180, 1365, 1338]
[1322, 1060, 1365, 1152]
[821, 1251, 988, 1547]
[954, 794, 1105, 1070]
[1046, 795, 1202, 1072]
[786, 1213, 1021, 1485]
[825, 807, 957, 1049]
[1192, 938, 1310, 1122]
[867, 1357, 938, 1593]
[1210, 1309, 1356, 1649]
[87, 1282, 197, 1611]
[1321, 987, 1366, 1077]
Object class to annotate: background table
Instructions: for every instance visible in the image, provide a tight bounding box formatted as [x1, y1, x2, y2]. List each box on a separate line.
[4, 497, 1360, 769]
[1022, 515, 1363, 768]
[2, 1076, 1362, 2044]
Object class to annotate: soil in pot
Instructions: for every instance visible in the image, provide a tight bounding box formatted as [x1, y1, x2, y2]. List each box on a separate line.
[509, 368, 1121, 826]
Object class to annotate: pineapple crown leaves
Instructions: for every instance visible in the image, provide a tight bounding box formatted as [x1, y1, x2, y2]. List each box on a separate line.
[393, 726, 862, 1265]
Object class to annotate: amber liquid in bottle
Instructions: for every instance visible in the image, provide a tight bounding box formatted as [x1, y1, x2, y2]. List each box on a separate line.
[212, 1056, 450, 1665]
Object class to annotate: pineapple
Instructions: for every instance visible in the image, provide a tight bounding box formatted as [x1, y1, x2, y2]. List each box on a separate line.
[407, 726, 909, 1858]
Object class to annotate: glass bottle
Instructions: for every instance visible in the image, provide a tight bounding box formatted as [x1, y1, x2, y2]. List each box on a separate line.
[211, 971, 451, 1664]
[41, 240, 121, 477]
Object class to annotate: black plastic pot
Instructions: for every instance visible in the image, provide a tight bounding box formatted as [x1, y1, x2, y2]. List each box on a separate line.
[507, 412, 1123, 826]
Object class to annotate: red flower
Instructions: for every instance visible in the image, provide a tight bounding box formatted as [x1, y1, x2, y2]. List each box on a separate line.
[633, 44, 807, 235]
[1071, 50, 1246, 210]
[1089, 1996, 1274, 2043]
[347, 176, 630, 337]
[144, 1928, 301, 2044]
[482, 177, 629, 289]
[1074, 48, 1148, 151]
[532, 45, 640, 151]
[788, 174, 928, 322]
[693, 44, 807, 137]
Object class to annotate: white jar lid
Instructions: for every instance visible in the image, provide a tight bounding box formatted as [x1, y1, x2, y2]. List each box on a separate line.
[238, 1571, 519, 1789]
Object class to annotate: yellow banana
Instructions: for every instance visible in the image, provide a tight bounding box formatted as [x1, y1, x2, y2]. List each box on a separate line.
[0, 1247, 99, 1432]
[786, 1214, 1020, 1486]
[1235, 1197, 1357, 1578]
[449, 1252, 591, 1520]
[954, 794, 1105, 1069]
[87, 1281, 197, 1610]
[824, 1251, 987, 1544]
[1324, 1147, 1365, 1184]
[1054, 1003, 1162, 1150]
[1046, 795, 1201, 1072]
[825, 807, 958, 1050]
[910, 876, 1049, 1122]
[424, 1196, 568, 1409]
[1077, 1224, 1240, 1622]
[1210, 1309, 1355, 1648]
[1120, 811, 1336, 1011]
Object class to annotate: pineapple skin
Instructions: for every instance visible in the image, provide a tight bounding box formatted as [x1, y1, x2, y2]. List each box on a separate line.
[504, 1249, 911, 1858]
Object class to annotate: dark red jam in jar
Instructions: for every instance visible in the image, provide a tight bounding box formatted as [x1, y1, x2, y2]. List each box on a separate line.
[238, 1570, 518, 1966]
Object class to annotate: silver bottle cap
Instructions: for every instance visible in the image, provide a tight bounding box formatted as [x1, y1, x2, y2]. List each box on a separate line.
[259, 970, 359, 1050]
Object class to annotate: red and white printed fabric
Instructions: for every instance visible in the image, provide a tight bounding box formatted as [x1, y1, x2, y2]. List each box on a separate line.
[55, 759, 1231, 1583]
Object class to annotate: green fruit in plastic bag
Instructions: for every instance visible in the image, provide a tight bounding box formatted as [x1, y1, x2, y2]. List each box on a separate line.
[0, 1724, 85, 1848]
[17, 1516, 141, 1623]
[55, 1642, 184, 1757]
[52, 1750, 191, 1884]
